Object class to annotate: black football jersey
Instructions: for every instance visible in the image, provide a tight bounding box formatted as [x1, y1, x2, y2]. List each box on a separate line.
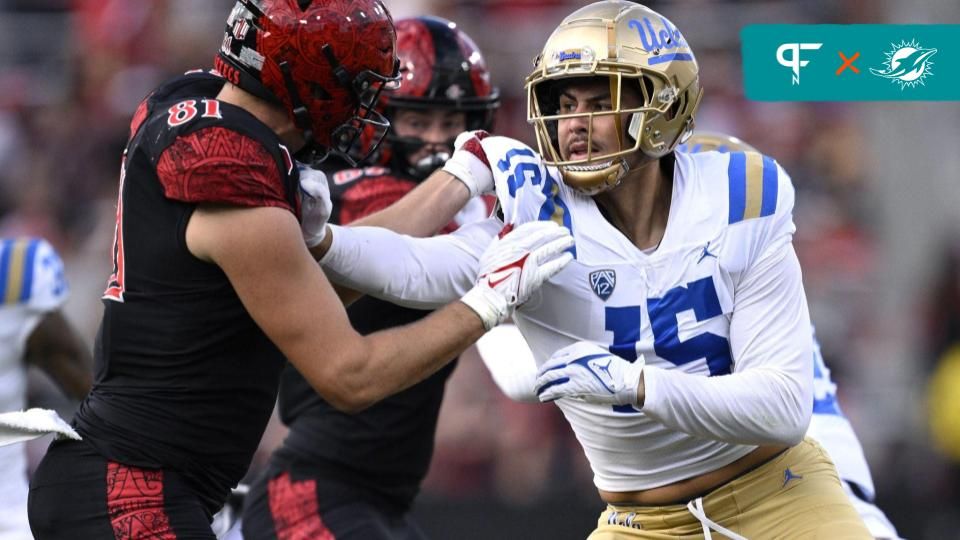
[74, 71, 298, 513]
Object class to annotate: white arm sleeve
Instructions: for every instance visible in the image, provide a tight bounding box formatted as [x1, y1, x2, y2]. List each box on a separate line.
[476, 324, 539, 402]
[320, 218, 500, 309]
[642, 241, 813, 446]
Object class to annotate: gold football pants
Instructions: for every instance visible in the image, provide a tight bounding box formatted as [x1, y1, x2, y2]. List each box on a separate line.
[589, 438, 871, 540]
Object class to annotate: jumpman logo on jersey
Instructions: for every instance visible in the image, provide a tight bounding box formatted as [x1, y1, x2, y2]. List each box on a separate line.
[782, 468, 804, 488]
[698, 241, 718, 263]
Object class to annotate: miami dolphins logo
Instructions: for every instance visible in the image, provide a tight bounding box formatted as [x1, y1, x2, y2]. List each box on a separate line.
[870, 39, 937, 89]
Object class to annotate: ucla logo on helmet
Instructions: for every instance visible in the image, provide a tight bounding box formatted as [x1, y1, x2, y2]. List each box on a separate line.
[627, 17, 691, 60]
[589, 269, 616, 301]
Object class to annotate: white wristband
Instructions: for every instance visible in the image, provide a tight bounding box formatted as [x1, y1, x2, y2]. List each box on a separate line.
[459, 285, 509, 331]
[442, 160, 481, 198]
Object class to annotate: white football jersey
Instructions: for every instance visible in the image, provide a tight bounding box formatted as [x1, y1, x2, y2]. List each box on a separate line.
[0, 237, 68, 538]
[489, 140, 811, 491]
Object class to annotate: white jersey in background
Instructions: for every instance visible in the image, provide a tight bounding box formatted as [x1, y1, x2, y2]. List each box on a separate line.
[0, 237, 69, 539]
[323, 138, 813, 493]
[808, 332, 901, 538]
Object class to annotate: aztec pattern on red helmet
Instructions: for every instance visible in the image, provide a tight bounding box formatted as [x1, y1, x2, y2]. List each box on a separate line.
[216, 0, 400, 165]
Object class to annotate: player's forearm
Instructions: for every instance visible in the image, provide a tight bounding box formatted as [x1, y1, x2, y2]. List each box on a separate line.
[485, 354, 539, 402]
[354, 170, 471, 235]
[328, 301, 485, 412]
[307, 170, 472, 267]
[642, 365, 810, 446]
[25, 312, 93, 400]
[317, 219, 573, 412]
[478, 326, 540, 402]
[320, 220, 494, 308]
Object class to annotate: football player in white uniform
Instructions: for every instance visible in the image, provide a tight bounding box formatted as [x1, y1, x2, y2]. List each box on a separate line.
[0, 237, 91, 539]
[309, 1, 872, 537]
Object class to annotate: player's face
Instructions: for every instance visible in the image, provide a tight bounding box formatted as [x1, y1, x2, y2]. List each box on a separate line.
[556, 79, 617, 162]
[556, 79, 642, 163]
[392, 108, 467, 166]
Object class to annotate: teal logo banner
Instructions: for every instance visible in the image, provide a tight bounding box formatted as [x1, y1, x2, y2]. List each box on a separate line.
[742, 25, 960, 101]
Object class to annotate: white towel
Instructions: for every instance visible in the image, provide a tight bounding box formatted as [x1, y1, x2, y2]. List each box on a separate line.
[0, 408, 81, 447]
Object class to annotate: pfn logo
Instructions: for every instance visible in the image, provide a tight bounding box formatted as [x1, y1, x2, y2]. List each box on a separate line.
[776, 43, 823, 85]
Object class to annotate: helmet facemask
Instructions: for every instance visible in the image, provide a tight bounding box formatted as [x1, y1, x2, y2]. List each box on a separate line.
[386, 129, 456, 179]
[381, 104, 496, 179]
[292, 47, 400, 168]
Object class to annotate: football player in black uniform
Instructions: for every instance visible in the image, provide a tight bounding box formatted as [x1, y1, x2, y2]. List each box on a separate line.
[241, 17, 499, 540]
[26, 2, 571, 539]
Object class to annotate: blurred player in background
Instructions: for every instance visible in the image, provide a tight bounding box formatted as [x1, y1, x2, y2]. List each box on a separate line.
[0, 237, 91, 539]
[242, 16, 500, 540]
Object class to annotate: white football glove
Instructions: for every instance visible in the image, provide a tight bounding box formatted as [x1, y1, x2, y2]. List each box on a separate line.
[441, 130, 493, 197]
[535, 341, 645, 406]
[460, 221, 574, 330]
[298, 162, 332, 248]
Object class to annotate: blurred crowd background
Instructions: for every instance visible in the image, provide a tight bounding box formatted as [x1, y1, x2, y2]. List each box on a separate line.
[3, 0, 960, 538]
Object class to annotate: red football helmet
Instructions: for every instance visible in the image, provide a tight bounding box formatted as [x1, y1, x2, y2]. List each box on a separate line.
[216, 0, 400, 166]
[375, 16, 500, 178]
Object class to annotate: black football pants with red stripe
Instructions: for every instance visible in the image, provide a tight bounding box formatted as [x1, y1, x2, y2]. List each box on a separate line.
[28, 439, 216, 539]
[241, 461, 428, 540]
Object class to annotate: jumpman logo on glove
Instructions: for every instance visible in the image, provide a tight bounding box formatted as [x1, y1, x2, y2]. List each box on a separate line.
[535, 341, 645, 406]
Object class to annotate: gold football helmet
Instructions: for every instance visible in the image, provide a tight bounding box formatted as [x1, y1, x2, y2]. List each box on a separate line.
[526, 1, 703, 194]
[684, 131, 758, 153]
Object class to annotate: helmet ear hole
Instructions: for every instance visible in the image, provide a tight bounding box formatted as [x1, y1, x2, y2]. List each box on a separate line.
[310, 83, 331, 101]
[665, 99, 681, 121]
